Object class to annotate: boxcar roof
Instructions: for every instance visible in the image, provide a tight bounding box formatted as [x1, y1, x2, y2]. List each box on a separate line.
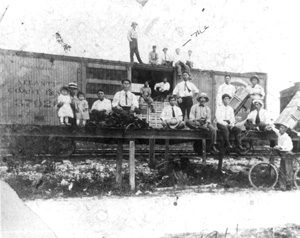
[0, 48, 267, 76]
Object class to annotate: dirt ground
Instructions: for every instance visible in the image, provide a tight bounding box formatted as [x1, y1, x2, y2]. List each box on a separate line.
[24, 190, 300, 238]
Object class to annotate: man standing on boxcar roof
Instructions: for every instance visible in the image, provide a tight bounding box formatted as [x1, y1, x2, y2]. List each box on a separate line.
[90, 89, 112, 123]
[173, 71, 199, 120]
[127, 22, 143, 64]
[186, 93, 219, 154]
[247, 75, 265, 111]
[216, 75, 236, 107]
[112, 79, 139, 114]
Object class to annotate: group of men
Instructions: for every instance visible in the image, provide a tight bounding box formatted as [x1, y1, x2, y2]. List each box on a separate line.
[128, 22, 193, 79]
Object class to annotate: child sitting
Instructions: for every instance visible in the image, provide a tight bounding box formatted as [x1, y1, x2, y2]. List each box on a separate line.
[272, 123, 294, 190]
[56, 86, 74, 125]
[75, 91, 90, 126]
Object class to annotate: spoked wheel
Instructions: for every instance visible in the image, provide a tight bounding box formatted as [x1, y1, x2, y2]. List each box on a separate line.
[249, 162, 278, 189]
[293, 168, 300, 189]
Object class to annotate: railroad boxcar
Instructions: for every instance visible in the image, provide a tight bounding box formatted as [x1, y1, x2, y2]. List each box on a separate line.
[0, 48, 267, 127]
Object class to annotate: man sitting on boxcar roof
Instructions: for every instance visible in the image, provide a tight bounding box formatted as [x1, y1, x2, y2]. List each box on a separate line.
[244, 99, 272, 131]
[216, 93, 245, 151]
[90, 89, 112, 123]
[112, 78, 140, 114]
[160, 96, 185, 129]
[186, 93, 219, 154]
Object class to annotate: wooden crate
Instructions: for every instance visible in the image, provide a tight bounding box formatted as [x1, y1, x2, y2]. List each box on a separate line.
[229, 87, 249, 113]
[275, 91, 300, 129]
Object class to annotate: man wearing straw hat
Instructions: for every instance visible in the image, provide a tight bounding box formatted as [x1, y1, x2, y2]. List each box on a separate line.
[127, 22, 143, 64]
[247, 74, 265, 111]
[271, 122, 294, 190]
[186, 93, 219, 154]
[244, 99, 273, 131]
[160, 47, 172, 66]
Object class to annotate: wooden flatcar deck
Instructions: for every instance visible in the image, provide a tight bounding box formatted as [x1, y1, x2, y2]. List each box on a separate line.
[1, 124, 299, 190]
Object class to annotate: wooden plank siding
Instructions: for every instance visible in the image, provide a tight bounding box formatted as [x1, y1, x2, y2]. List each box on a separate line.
[0, 52, 80, 125]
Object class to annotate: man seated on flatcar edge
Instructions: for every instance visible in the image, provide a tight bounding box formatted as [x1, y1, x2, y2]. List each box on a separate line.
[244, 99, 273, 131]
[112, 78, 140, 114]
[90, 89, 112, 123]
[215, 94, 245, 151]
[186, 93, 219, 154]
[160, 96, 185, 129]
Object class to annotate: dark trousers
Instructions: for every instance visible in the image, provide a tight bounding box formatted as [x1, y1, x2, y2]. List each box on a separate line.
[175, 61, 190, 76]
[272, 150, 293, 189]
[178, 96, 193, 120]
[112, 106, 140, 115]
[186, 120, 217, 146]
[130, 39, 143, 63]
[90, 110, 107, 122]
[217, 123, 242, 146]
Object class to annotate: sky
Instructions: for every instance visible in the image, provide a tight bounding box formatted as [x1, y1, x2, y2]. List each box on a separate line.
[1, 0, 300, 118]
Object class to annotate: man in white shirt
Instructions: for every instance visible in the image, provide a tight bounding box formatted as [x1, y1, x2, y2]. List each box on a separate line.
[149, 45, 159, 65]
[247, 75, 265, 111]
[112, 79, 139, 114]
[154, 77, 170, 101]
[173, 72, 199, 120]
[127, 22, 143, 64]
[160, 47, 172, 66]
[160, 96, 185, 129]
[186, 93, 219, 154]
[216, 75, 236, 107]
[272, 123, 294, 190]
[172, 48, 190, 78]
[244, 99, 272, 131]
[216, 94, 244, 151]
[186, 50, 194, 69]
[90, 89, 112, 122]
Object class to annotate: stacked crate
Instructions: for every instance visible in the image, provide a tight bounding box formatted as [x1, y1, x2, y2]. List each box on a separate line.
[138, 101, 169, 128]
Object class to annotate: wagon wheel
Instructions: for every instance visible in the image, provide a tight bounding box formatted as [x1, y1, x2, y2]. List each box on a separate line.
[49, 137, 76, 158]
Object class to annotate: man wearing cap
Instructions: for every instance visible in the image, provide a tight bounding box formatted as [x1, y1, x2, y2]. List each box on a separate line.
[173, 71, 199, 120]
[112, 79, 139, 114]
[90, 89, 112, 123]
[154, 77, 170, 101]
[149, 45, 159, 65]
[216, 75, 236, 107]
[172, 48, 190, 78]
[216, 94, 244, 150]
[161, 47, 172, 66]
[247, 75, 265, 111]
[244, 99, 272, 131]
[127, 22, 143, 64]
[160, 96, 185, 129]
[271, 123, 294, 190]
[186, 93, 219, 154]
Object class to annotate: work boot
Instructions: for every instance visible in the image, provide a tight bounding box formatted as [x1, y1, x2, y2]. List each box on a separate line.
[225, 141, 233, 150]
[237, 144, 246, 151]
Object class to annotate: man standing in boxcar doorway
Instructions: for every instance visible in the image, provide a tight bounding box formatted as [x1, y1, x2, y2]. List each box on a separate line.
[173, 71, 199, 120]
[127, 22, 143, 64]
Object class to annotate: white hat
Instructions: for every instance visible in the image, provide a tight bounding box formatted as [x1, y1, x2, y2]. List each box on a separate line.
[169, 118, 179, 129]
[253, 99, 264, 106]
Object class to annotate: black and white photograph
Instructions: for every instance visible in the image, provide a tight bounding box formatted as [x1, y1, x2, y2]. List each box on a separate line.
[1, 0, 300, 237]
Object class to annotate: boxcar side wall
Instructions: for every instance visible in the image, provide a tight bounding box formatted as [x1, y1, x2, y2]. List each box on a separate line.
[0, 52, 80, 125]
